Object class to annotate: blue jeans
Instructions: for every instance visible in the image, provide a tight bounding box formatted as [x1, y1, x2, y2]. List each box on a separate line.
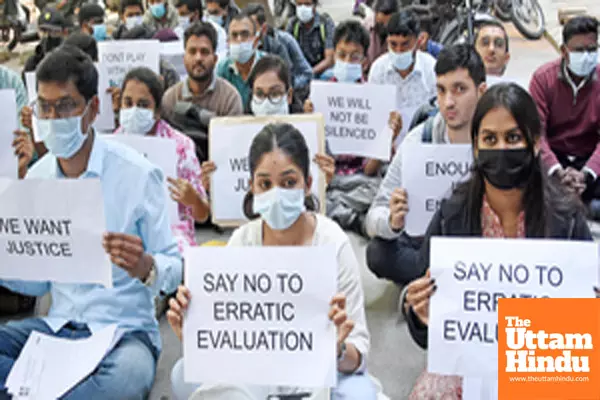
[170, 358, 378, 400]
[0, 318, 157, 400]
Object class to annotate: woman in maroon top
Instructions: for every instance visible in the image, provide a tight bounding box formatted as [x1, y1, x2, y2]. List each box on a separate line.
[402, 83, 598, 398]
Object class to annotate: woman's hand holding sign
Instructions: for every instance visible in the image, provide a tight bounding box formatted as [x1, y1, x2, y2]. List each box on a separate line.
[405, 271, 437, 325]
[389, 188, 409, 231]
[201, 161, 216, 194]
[167, 285, 191, 341]
[329, 293, 362, 373]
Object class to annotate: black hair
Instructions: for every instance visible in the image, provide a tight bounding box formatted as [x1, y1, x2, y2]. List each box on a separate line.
[386, 10, 420, 37]
[176, 0, 203, 16]
[563, 15, 598, 44]
[206, 0, 229, 9]
[435, 44, 486, 86]
[36, 45, 98, 102]
[78, 3, 105, 25]
[230, 11, 256, 33]
[474, 19, 510, 52]
[64, 32, 98, 62]
[452, 83, 577, 237]
[184, 21, 218, 51]
[333, 20, 370, 55]
[374, 0, 398, 15]
[121, 67, 164, 110]
[244, 3, 267, 25]
[120, 0, 144, 15]
[243, 123, 318, 219]
[120, 24, 156, 39]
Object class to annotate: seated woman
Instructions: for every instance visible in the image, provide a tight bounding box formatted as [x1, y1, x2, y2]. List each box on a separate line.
[201, 55, 336, 195]
[115, 67, 210, 251]
[167, 123, 377, 400]
[403, 83, 599, 398]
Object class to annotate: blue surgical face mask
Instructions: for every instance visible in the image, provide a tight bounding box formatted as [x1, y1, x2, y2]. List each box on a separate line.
[390, 48, 415, 71]
[37, 104, 90, 159]
[150, 3, 166, 19]
[296, 5, 314, 23]
[333, 60, 363, 83]
[251, 95, 289, 116]
[206, 14, 223, 27]
[253, 187, 306, 230]
[119, 107, 156, 135]
[125, 15, 143, 29]
[229, 41, 255, 64]
[92, 24, 107, 41]
[568, 51, 598, 78]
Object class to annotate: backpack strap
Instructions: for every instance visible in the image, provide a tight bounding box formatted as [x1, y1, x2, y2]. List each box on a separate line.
[293, 19, 300, 40]
[421, 116, 435, 143]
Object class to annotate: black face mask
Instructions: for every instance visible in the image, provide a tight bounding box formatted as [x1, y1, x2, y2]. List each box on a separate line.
[476, 148, 533, 190]
[42, 36, 63, 54]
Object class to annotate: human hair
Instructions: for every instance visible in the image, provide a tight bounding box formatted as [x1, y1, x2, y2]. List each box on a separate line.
[435, 44, 486, 86]
[184, 21, 217, 51]
[243, 123, 318, 219]
[246, 55, 301, 113]
[78, 3, 104, 25]
[230, 12, 256, 33]
[121, 67, 164, 110]
[562, 15, 598, 44]
[244, 3, 267, 25]
[386, 10, 420, 37]
[64, 32, 98, 62]
[176, 0, 203, 15]
[374, 0, 398, 15]
[333, 20, 370, 55]
[474, 19, 510, 52]
[206, 0, 229, 9]
[452, 83, 577, 237]
[36, 45, 98, 102]
[120, 24, 156, 39]
[120, 0, 144, 15]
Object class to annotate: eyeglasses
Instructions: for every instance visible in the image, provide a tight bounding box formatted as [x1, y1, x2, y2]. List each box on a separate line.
[478, 37, 507, 50]
[31, 98, 83, 119]
[253, 90, 287, 105]
[335, 51, 364, 64]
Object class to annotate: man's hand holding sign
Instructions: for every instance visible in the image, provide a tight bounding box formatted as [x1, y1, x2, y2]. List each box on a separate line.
[102, 233, 155, 282]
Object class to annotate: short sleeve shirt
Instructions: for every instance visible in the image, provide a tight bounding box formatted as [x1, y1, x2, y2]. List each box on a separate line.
[286, 12, 334, 67]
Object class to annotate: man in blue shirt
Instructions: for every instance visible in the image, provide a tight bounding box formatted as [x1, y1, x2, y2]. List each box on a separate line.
[1, 45, 182, 398]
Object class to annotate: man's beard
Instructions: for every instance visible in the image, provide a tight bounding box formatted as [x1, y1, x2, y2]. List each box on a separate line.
[189, 68, 213, 82]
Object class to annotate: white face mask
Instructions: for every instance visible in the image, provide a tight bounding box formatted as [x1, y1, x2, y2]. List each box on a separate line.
[250, 95, 289, 116]
[390, 48, 415, 71]
[253, 187, 306, 230]
[125, 15, 143, 30]
[119, 107, 156, 135]
[568, 51, 598, 77]
[37, 103, 91, 159]
[229, 41, 255, 64]
[333, 60, 363, 83]
[296, 5, 314, 23]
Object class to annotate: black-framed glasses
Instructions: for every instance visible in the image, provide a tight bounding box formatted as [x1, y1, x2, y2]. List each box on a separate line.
[31, 98, 83, 119]
[252, 90, 287, 105]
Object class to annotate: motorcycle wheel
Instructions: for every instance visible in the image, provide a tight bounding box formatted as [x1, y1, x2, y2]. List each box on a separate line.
[510, 0, 545, 40]
[270, 0, 294, 29]
[494, 0, 511, 21]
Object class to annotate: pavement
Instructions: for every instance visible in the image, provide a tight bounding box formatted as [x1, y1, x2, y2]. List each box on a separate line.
[0, 1, 592, 399]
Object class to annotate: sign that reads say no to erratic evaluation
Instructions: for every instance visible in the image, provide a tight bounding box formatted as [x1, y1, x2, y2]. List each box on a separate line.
[310, 81, 396, 161]
[183, 246, 337, 388]
[0, 178, 111, 287]
[427, 237, 598, 379]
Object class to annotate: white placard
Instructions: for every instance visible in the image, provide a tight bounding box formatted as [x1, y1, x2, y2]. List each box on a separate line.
[101, 134, 178, 224]
[310, 81, 396, 161]
[24, 72, 41, 142]
[97, 40, 161, 131]
[0, 90, 17, 178]
[209, 115, 326, 226]
[160, 41, 187, 82]
[183, 246, 337, 388]
[0, 178, 111, 286]
[402, 143, 472, 236]
[428, 237, 598, 378]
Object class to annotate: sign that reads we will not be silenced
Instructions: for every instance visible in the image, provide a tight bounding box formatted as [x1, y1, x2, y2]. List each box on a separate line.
[310, 81, 396, 161]
[183, 246, 337, 388]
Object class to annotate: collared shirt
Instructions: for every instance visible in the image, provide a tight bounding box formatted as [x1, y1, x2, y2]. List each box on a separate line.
[276, 29, 313, 89]
[1, 134, 183, 352]
[368, 51, 437, 139]
[216, 50, 265, 106]
[286, 13, 334, 67]
[115, 119, 206, 253]
[481, 196, 525, 238]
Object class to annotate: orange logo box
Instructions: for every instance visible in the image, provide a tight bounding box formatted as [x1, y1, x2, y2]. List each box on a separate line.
[498, 298, 600, 400]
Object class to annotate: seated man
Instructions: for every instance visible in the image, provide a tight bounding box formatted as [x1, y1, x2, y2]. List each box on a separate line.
[144, 0, 179, 30]
[362, 0, 397, 74]
[473, 19, 512, 85]
[365, 44, 487, 285]
[1, 45, 182, 398]
[112, 0, 145, 39]
[64, 32, 99, 62]
[78, 3, 107, 41]
[529, 16, 600, 214]
[175, 0, 227, 55]
[216, 12, 265, 106]
[245, 4, 292, 69]
[206, 0, 239, 32]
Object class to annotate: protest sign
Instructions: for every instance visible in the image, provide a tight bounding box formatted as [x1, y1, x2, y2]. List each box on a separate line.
[310, 81, 395, 161]
[401, 143, 472, 236]
[427, 237, 598, 378]
[97, 41, 161, 131]
[183, 246, 337, 388]
[24, 72, 41, 142]
[101, 134, 178, 224]
[209, 114, 326, 226]
[0, 178, 111, 286]
[160, 41, 186, 82]
[0, 90, 18, 178]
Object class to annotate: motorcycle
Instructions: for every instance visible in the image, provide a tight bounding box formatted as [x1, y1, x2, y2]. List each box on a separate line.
[509, 0, 545, 40]
[0, 0, 38, 51]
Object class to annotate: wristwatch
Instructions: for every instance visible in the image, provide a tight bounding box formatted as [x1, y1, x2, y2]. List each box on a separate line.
[142, 258, 157, 287]
[337, 341, 347, 362]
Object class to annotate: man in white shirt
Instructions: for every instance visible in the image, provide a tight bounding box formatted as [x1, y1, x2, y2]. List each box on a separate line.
[175, 0, 227, 56]
[473, 19, 514, 86]
[368, 10, 436, 147]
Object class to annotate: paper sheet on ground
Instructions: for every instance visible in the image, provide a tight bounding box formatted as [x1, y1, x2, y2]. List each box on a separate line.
[6, 325, 122, 399]
[101, 134, 178, 224]
[428, 237, 598, 378]
[0, 90, 17, 178]
[183, 246, 337, 388]
[0, 177, 111, 286]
